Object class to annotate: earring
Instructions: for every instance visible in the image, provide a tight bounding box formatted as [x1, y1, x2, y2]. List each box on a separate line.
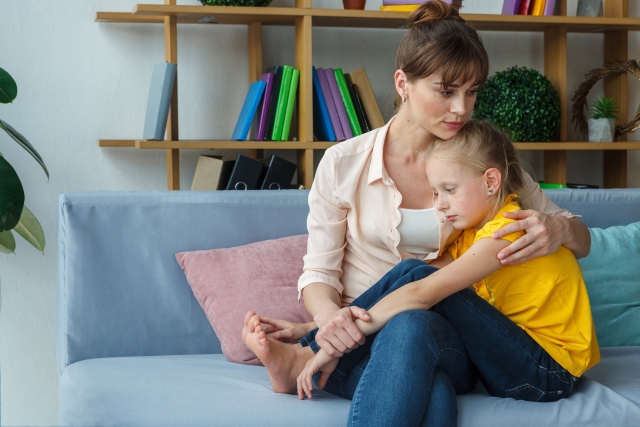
[402, 96, 406, 103]
[488, 189, 494, 195]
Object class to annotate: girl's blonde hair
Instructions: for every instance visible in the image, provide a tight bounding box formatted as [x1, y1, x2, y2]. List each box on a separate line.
[424, 120, 526, 217]
[395, 0, 489, 110]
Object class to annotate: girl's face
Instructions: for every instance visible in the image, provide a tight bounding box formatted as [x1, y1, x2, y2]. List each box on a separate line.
[426, 155, 497, 230]
[400, 70, 479, 141]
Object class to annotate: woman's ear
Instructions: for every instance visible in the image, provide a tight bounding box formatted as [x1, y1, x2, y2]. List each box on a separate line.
[485, 168, 501, 195]
[394, 69, 408, 99]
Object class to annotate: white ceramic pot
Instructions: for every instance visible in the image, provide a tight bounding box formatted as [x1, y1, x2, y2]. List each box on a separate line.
[588, 118, 615, 142]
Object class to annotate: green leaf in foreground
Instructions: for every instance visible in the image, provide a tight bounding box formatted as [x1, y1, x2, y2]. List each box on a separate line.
[0, 230, 16, 254]
[0, 154, 25, 232]
[0, 67, 18, 104]
[13, 205, 45, 253]
[0, 120, 49, 179]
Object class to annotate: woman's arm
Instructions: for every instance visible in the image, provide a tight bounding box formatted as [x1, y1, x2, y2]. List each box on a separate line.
[356, 237, 508, 336]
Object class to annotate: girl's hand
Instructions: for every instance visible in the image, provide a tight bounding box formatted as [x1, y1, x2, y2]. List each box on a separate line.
[260, 317, 315, 343]
[492, 209, 565, 264]
[297, 349, 339, 400]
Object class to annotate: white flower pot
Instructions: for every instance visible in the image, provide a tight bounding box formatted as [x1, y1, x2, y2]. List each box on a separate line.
[588, 118, 615, 142]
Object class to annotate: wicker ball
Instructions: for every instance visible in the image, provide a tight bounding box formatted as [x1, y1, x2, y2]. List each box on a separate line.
[199, 0, 273, 6]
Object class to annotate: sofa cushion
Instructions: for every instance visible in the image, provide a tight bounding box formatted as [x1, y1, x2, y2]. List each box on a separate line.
[58, 349, 640, 427]
[578, 222, 640, 347]
[176, 234, 312, 365]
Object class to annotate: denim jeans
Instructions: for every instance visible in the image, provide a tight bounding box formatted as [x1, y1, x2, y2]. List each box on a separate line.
[300, 258, 579, 426]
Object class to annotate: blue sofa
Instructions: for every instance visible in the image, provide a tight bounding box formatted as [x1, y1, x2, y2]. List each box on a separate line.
[57, 189, 640, 426]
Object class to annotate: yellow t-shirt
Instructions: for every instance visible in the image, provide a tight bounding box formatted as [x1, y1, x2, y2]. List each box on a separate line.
[447, 195, 600, 377]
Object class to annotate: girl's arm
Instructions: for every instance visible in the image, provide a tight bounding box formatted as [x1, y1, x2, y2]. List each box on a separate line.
[355, 237, 509, 336]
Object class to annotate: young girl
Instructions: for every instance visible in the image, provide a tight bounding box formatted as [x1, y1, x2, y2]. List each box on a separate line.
[245, 120, 599, 421]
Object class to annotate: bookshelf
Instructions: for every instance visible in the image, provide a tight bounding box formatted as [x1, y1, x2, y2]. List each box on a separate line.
[97, 0, 640, 190]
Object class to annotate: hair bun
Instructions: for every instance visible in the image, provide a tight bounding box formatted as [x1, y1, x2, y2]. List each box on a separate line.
[407, 0, 463, 27]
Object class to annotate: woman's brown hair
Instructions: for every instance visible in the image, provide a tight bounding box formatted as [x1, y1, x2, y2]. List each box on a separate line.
[395, 0, 489, 106]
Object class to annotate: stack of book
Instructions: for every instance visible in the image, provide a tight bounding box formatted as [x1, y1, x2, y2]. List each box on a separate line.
[502, 0, 556, 15]
[232, 65, 300, 141]
[312, 67, 385, 142]
[191, 154, 297, 191]
[380, 0, 462, 12]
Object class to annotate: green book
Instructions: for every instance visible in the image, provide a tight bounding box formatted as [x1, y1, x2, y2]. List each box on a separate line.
[271, 65, 293, 141]
[333, 68, 362, 136]
[281, 68, 300, 141]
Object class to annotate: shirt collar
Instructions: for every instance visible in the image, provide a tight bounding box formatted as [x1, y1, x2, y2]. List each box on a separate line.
[367, 116, 396, 185]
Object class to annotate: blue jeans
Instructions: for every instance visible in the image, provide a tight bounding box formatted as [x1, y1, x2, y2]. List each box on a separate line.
[300, 259, 579, 426]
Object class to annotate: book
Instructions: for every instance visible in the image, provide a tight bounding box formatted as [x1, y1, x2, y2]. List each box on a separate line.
[349, 84, 371, 134]
[281, 68, 300, 141]
[143, 62, 177, 141]
[231, 79, 267, 141]
[312, 66, 336, 142]
[334, 68, 362, 136]
[258, 155, 297, 190]
[256, 73, 274, 141]
[530, 0, 546, 15]
[325, 68, 353, 140]
[501, 0, 521, 14]
[345, 68, 385, 129]
[191, 155, 224, 191]
[272, 65, 293, 141]
[218, 154, 264, 191]
[317, 68, 345, 141]
[264, 66, 284, 141]
[543, 0, 556, 15]
[518, 0, 532, 14]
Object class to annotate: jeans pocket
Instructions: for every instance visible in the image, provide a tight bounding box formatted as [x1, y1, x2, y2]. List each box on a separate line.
[505, 383, 564, 402]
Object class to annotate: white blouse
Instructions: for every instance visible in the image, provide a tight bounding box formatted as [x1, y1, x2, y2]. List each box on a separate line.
[397, 207, 440, 259]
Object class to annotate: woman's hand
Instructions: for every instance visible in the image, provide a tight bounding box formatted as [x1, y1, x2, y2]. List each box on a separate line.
[297, 349, 339, 400]
[260, 317, 315, 343]
[314, 306, 371, 357]
[492, 209, 582, 264]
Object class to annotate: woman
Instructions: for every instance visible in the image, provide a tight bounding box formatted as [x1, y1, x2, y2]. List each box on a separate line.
[242, 1, 590, 425]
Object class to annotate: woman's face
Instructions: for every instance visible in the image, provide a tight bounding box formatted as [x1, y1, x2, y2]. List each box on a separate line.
[402, 71, 479, 141]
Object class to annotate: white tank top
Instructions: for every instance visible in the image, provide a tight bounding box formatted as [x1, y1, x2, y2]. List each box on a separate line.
[397, 207, 440, 259]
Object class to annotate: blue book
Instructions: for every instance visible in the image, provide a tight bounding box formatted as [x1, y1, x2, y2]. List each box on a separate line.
[312, 66, 336, 142]
[143, 62, 177, 141]
[231, 80, 267, 141]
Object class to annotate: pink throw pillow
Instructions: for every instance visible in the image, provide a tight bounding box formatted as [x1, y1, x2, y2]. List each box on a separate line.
[175, 234, 312, 365]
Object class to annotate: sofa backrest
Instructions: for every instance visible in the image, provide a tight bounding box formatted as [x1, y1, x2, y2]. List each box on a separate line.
[56, 189, 640, 375]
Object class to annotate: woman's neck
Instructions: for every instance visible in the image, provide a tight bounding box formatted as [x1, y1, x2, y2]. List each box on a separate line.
[387, 109, 437, 156]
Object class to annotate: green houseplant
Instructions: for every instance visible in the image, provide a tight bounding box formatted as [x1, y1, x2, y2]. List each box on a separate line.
[473, 66, 561, 142]
[588, 96, 618, 142]
[0, 66, 47, 254]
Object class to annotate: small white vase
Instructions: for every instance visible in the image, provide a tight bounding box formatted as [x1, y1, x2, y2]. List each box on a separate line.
[588, 118, 615, 142]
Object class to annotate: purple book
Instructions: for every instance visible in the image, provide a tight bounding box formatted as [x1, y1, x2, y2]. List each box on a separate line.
[544, 0, 556, 16]
[256, 73, 274, 141]
[325, 68, 353, 140]
[317, 68, 345, 141]
[501, 0, 521, 14]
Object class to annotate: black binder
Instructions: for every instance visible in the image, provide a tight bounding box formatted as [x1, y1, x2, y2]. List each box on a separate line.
[218, 155, 264, 191]
[258, 155, 297, 190]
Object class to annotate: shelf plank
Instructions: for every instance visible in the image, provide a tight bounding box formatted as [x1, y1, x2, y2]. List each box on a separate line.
[99, 140, 640, 151]
[93, 5, 640, 33]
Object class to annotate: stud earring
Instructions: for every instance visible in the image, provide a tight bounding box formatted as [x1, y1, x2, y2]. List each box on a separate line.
[402, 96, 406, 103]
[488, 189, 494, 195]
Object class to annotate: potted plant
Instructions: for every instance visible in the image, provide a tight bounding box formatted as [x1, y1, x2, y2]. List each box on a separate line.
[473, 66, 561, 142]
[0, 66, 47, 254]
[588, 96, 617, 142]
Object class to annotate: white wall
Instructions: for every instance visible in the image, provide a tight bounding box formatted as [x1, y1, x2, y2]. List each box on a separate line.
[1, 0, 638, 424]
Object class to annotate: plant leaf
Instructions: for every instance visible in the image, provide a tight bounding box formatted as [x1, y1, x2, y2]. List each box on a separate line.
[0, 120, 49, 179]
[0, 230, 16, 254]
[0, 155, 25, 231]
[12, 205, 45, 253]
[0, 67, 18, 104]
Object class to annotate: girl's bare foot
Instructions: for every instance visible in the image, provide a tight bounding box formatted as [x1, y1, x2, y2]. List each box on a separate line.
[242, 311, 314, 394]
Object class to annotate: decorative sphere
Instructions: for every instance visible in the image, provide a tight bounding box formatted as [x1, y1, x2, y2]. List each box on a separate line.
[473, 66, 561, 142]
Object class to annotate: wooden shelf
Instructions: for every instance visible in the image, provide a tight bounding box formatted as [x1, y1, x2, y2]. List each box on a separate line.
[95, 5, 640, 33]
[99, 140, 640, 151]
